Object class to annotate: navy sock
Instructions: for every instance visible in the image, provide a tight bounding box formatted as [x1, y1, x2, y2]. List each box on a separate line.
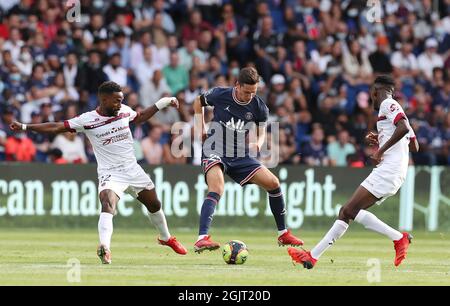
[268, 187, 287, 231]
[199, 192, 221, 235]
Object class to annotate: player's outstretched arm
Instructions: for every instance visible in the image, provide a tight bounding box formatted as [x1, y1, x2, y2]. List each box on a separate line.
[9, 121, 70, 134]
[371, 119, 409, 163]
[133, 97, 179, 125]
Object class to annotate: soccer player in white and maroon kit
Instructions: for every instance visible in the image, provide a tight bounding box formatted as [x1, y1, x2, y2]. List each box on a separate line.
[10, 81, 187, 264]
[288, 75, 420, 269]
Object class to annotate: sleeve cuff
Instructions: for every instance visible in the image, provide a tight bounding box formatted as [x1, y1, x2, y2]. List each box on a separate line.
[393, 113, 406, 125]
[64, 120, 76, 133]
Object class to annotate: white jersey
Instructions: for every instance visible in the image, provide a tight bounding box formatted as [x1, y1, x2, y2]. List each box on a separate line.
[64, 104, 139, 176]
[376, 98, 415, 178]
[361, 98, 415, 202]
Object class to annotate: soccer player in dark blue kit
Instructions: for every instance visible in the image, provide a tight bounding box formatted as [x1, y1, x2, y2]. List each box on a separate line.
[193, 67, 304, 252]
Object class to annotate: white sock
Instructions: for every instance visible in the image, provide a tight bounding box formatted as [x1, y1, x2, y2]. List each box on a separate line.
[311, 220, 349, 260]
[98, 212, 113, 249]
[278, 229, 288, 237]
[148, 209, 171, 241]
[355, 210, 403, 241]
[197, 234, 208, 242]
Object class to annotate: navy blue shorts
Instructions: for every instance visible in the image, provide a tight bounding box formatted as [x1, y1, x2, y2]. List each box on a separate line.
[202, 154, 263, 186]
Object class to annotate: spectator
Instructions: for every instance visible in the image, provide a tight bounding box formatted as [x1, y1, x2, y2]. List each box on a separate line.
[103, 52, 128, 88]
[418, 38, 444, 81]
[48, 148, 68, 164]
[327, 130, 356, 166]
[5, 132, 36, 162]
[139, 69, 171, 108]
[51, 132, 88, 164]
[135, 46, 162, 87]
[301, 125, 329, 166]
[141, 125, 164, 165]
[162, 51, 189, 95]
[253, 15, 284, 83]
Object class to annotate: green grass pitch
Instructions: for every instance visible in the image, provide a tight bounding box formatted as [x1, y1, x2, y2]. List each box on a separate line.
[0, 228, 449, 286]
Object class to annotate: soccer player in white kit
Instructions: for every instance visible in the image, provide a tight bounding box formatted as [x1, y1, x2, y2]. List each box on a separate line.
[288, 75, 420, 269]
[10, 81, 188, 264]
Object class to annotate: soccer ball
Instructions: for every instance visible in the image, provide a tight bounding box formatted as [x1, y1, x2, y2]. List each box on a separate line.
[222, 240, 249, 265]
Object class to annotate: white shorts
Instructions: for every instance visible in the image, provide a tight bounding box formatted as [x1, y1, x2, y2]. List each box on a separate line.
[98, 164, 155, 199]
[360, 166, 405, 205]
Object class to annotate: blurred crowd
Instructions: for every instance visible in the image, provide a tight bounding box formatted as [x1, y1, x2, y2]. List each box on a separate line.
[0, 0, 449, 167]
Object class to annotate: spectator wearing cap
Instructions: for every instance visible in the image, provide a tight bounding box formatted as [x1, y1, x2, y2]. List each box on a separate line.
[369, 35, 393, 75]
[268, 74, 288, 109]
[418, 38, 444, 81]
[327, 129, 356, 166]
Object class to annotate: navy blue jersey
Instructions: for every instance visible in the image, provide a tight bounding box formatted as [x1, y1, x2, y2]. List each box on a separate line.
[200, 87, 269, 158]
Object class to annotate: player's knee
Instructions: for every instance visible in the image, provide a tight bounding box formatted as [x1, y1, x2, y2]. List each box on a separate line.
[101, 201, 115, 214]
[266, 176, 280, 191]
[339, 206, 358, 222]
[148, 199, 162, 213]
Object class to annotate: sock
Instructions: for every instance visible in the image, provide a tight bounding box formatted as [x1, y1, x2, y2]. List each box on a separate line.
[198, 192, 220, 236]
[148, 209, 171, 241]
[311, 220, 349, 260]
[98, 212, 113, 249]
[268, 188, 287, 232]
[197, 234, 208, 242]
[355, 210, 403, 241]
[278, 229, 288, 237]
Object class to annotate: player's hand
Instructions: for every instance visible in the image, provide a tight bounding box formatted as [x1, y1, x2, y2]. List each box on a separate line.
[9, 121, 24, 132]
[365, 132, 379, 146]
[155, 97, 178, 110]
[370, 150, 383, 164]
[170, 98, 179, 109]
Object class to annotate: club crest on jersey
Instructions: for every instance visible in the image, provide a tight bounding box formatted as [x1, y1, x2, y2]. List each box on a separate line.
[245, 112, 253, 120]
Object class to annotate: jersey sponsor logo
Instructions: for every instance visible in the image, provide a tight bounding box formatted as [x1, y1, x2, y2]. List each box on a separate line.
[84, 113, 130, 130]
[101, 132, 130, 146]
[95, 125, 129, 138]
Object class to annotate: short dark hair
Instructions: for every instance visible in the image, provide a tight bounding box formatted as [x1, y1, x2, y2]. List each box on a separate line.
[374, 75, 395, 87]
[98, 81, 122, 95]
[238, 67, 260, 85]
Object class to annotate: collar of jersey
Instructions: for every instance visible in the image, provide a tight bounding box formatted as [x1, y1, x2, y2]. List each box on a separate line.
[232, 87, 252, 106]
